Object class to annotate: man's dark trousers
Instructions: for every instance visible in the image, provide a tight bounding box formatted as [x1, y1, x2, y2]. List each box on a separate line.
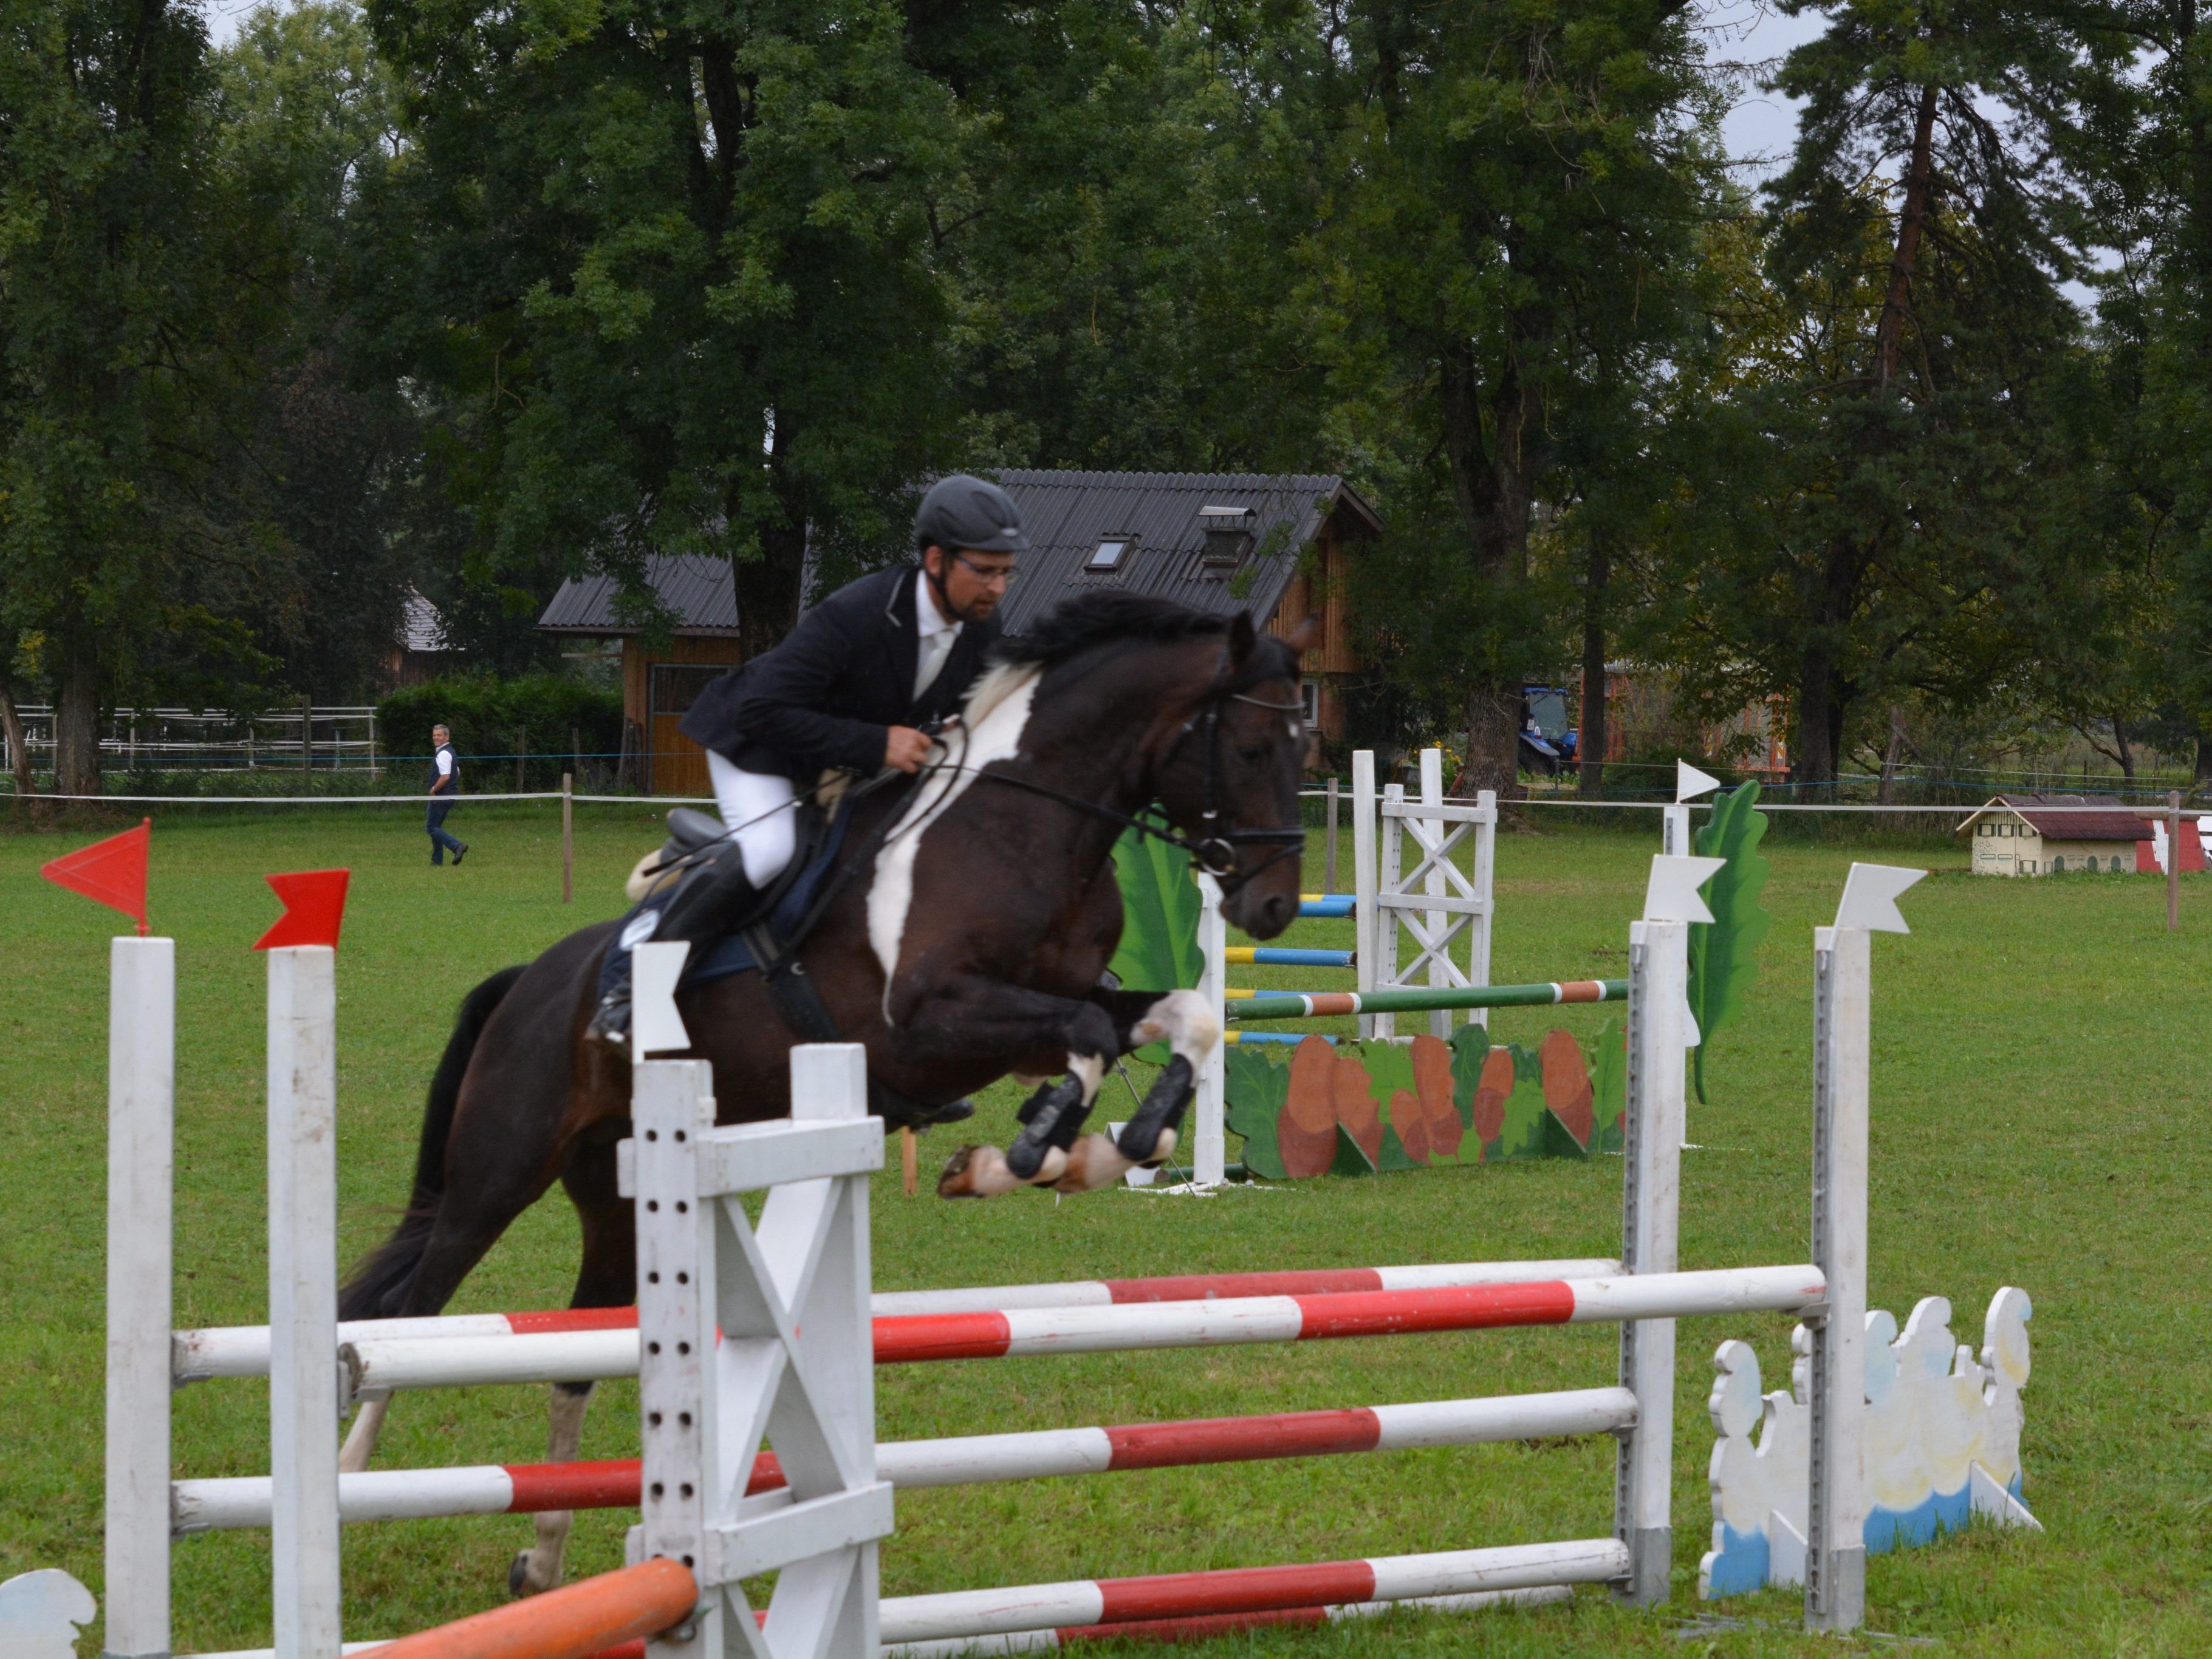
[427, 798, 462, 864]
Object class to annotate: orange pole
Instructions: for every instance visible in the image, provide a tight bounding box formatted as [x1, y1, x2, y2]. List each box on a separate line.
[369, 1559, 697, 1659]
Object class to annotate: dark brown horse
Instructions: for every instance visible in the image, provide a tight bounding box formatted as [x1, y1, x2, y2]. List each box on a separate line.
[337, 594, 1311, 1592]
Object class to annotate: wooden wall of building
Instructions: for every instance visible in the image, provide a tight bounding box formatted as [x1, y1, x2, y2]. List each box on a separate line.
[1267, 525, 1360, 741]
[621, 635, 743, 795]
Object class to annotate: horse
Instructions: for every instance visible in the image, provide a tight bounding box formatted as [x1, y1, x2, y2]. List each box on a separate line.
[336, 592, 1314, 1596]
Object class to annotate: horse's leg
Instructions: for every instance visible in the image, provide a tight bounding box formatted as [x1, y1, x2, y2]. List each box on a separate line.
[902, 980, 1121, 1197]
[506, 1384, 595, 1598]
[511, 1132, 634, 1598]
[1054, 988, 1218, 1192]
[337, 1397, 390, 1473]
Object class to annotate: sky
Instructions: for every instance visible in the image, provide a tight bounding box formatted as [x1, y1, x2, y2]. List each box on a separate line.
[1704, 0, 1831, 180]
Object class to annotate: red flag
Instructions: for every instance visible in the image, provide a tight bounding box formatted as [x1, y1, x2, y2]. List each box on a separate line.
[41, 819, 151, 934]
[253, 869, 351, 951]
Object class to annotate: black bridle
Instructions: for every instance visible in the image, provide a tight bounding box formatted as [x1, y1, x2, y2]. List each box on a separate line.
[950, 671, 1309, 899]
[1176, 688, 1309, 894]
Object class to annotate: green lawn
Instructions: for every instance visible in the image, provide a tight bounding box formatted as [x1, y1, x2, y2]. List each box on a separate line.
[1, 798, 2207, 1657]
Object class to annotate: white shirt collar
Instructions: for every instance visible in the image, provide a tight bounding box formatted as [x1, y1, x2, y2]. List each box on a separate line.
[915, 569, 961, 640]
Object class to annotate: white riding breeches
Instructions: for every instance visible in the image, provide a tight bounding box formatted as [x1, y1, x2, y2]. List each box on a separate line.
[707, 751, 798, 887]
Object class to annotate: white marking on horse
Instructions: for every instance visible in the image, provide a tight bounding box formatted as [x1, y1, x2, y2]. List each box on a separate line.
[1128, 989, 1219, 1073]
[869, 666, 1043, 993]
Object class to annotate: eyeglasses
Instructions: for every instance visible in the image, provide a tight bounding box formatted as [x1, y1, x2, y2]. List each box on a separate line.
[951, 553, 1019, 587]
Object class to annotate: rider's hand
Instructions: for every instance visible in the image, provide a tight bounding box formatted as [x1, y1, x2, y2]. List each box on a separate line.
[884, 725, 934, 774]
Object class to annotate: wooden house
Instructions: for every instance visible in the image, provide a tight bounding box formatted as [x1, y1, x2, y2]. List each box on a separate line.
[536, 555, 741, 795]
[536, 472, 1380, 794]
[378, 587, 461, 690]
[1956, 793, 2159, 876]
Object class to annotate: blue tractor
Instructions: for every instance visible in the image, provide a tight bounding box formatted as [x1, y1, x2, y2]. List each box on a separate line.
[1519, 685, 1578, 776]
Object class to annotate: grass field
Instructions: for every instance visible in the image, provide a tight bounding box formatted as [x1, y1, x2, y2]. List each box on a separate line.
[2, 797, 2208, 1657]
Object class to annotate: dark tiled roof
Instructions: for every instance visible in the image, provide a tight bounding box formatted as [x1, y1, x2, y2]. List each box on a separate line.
[538, 555, 738, 635]
[533, 473, 1377, 638]
[990, 470, 1377, 635]
[1958, 793, 2155, 841]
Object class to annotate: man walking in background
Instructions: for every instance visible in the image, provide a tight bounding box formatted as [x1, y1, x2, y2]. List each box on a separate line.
[427, 722, 468, 866]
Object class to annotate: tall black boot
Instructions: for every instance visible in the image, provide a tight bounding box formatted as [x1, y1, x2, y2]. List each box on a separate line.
[584, 842, 761, 1050]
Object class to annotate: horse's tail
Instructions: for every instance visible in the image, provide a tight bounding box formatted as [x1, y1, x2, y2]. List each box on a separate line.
[338, 964, 528, 1321]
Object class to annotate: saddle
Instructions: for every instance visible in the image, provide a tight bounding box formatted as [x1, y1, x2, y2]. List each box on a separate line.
[652, 799, 838, 991]
[642, 776, 960, 1130]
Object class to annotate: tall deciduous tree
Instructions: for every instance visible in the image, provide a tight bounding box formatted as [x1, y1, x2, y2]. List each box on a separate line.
[0, 0, 281, 792]
[363, 0, 967, 657]
[214, 2, 420, 703]
[1307, 0, 1726, 795]
[1651, 1, 2095, 785]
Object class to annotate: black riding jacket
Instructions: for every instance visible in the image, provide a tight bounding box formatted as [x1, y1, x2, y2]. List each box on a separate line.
[679, 566, 1004, 781]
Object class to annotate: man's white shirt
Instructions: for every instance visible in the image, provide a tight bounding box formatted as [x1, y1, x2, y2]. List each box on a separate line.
[913, 570, 962, 699]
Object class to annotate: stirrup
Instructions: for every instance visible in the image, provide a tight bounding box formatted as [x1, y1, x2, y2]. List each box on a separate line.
[584, 994, 631, 1052]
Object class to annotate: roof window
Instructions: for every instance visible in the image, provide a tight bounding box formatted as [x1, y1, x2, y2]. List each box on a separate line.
[1197, 505, 1255, 572]
[1088, 533, 1137, 572]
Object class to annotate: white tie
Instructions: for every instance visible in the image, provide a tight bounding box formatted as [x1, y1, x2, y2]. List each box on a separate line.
[914, 626, 957, 700]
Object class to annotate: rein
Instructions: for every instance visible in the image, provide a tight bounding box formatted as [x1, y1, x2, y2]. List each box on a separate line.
[944, 679, 1307, 898]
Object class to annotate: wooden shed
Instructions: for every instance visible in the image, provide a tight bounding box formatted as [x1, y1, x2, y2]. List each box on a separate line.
[535, 472, 1380, 793]
[536, 555, 740, 795]
[1956, 793, 2157, 877]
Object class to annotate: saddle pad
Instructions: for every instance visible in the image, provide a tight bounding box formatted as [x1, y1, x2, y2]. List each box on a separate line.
[681, 801, 858, 988]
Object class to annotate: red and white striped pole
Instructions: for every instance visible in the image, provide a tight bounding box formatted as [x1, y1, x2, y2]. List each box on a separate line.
[882, 1587, 1567, 1657]
[332, 1265, 1823, 1394]
[173, 1257, 1624, 1381]
[874, 1540, 1627, 1645]
[173, 1387, 1641, 1532]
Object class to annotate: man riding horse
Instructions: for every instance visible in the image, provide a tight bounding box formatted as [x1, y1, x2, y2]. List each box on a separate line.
[584, 473, 1027, 1079]
[337, 478, 1312, 1597]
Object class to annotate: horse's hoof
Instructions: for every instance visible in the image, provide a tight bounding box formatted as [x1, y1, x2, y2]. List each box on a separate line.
[1055, 1133, 1133, 1192]
[938, 1144, 1020, 1198]
[507, 1551, 539, 1599]
[936, 1144, 981, 1197]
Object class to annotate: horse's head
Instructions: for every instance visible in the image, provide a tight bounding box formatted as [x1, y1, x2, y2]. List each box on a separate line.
[1152, 611, 1317, 940]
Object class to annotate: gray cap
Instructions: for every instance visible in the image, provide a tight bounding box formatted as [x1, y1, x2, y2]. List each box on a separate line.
[915, 474, 1028, 556]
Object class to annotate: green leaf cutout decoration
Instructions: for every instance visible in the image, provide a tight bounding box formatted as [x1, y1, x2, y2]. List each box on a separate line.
[1107, 826, 1204, 991]
[1224, 1045, 1290, 1179]
[1107, 827, 1204, 1062]
[1687, 781, 1772, 1103]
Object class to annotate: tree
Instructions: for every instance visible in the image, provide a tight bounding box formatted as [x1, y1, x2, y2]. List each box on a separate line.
[362, 0, 971, 658]
[1304, 0, 1728, 795]
[2061, 0, 2212, 790]
[1645, 1, 2098, 786]
[0, 0, 282, 792]
[213, 2, 422, 703]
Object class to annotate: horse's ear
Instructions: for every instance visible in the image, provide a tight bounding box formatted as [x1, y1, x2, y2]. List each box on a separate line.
[1285, 612, 1321, 655]
[1227, 609, 1257, 668]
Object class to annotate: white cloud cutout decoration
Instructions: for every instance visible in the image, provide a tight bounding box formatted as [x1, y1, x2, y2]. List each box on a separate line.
[0, 1571, 95, 1659]
[1700, 1287, 2037, 1599]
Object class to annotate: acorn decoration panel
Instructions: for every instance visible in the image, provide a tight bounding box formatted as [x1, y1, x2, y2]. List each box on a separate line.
[1225, 1022, 1626, 1180]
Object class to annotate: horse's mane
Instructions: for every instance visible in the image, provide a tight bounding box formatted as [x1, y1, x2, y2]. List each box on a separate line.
[996, 592, 1232, 666]
[964, 592, 1299, 727]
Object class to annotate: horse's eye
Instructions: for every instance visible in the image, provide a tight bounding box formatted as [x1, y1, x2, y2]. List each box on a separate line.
[1237, 744, 1268, 764]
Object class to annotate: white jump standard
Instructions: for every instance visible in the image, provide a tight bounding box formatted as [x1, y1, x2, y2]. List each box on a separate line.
[83, 857, 1930, 1658]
